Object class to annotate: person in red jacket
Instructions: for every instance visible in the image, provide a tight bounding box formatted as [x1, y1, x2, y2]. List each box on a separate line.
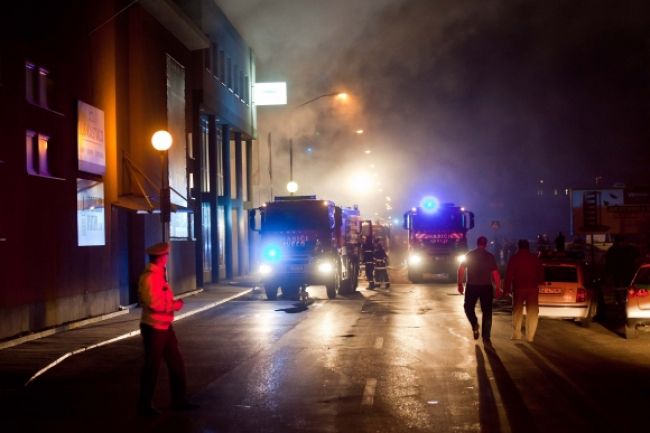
[504, 239, 544, 342]
[137, 242, 197, 416]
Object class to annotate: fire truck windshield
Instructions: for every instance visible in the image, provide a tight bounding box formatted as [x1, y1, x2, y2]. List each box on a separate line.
[264, 203, 332, 232]
[412, 212, 465, 231]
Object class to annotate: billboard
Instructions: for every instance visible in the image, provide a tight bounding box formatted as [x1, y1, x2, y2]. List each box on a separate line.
[571, 188, 650, 236]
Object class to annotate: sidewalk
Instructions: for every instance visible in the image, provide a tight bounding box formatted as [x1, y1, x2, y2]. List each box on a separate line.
[0, 279, 258, 390]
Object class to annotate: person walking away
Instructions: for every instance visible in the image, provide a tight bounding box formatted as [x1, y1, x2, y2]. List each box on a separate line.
[137, 242, 198, 416]
[458, 236, 502, 345]
[503, 239, 544, 342]
[362, 235, 375, 289]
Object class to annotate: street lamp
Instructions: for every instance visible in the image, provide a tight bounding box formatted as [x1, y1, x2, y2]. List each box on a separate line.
[151, 130, 172, 242]
[287, 180, 299, 194]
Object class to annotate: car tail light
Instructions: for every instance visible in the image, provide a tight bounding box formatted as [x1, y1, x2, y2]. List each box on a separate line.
[576, 287, 586, 302]
[629, 286, 650, 298]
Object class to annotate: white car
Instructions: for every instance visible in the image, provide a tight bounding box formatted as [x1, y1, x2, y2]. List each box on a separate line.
[624, 263, 650, 339]
[536, 260, 598, 327]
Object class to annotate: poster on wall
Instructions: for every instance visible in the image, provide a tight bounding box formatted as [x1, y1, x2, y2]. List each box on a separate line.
[77, 100, 106, 175]
[77, 178, 105, 246]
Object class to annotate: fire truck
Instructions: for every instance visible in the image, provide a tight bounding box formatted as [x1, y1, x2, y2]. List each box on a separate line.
[249, 195, 362, 301]
[403, 201, 475, 283]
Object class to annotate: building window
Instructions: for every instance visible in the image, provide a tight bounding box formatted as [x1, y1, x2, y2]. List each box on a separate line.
[239, 70, 244, 99]
[26, 130, 52, 176]
[226, 57, 232, 89]
[230, 139, 237, 199]
[243, 75, 249, 104]
[216, 126, 224, 195]
[25, 62, 35, 103]
[211, 43, 219, 78]
[38, 67, 49, 107]
[25, 61, 52, 108]
[218, 50, 225, 82]
[200, 117, 210, 193]
[241, 142, 248, 201]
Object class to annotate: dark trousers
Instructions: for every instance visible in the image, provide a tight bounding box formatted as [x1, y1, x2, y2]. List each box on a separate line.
[463, 284, 494, 340]
[365, 261, 375, 286]
[139, 323, 187, 409]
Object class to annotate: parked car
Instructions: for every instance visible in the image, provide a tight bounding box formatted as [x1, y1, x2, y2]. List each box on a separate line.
[534, 259, 598, 327]
[624, 263, 650, 339]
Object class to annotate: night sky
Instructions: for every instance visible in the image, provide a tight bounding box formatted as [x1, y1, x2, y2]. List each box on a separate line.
[216, 0, 650, 240]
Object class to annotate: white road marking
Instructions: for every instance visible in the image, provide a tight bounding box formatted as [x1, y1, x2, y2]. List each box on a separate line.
[362, 378, 378, 406]
[24, 289, 253, 386]
[374, 337, 384, 349]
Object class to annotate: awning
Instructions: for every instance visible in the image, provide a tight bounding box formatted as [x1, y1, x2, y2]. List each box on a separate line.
[113, 194, 191, 214]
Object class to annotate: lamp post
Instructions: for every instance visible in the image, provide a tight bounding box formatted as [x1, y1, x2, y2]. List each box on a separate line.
[151, 130, 173, 242]
[288, 91, 348, 192]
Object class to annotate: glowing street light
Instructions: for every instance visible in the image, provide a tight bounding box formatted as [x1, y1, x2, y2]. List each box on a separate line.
[287, 180, 299, 194]
[151, 130, 172, 242]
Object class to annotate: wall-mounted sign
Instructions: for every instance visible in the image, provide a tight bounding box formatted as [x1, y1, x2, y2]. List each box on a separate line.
[77, 100, 106, 175]
[254, 82, 287, 106]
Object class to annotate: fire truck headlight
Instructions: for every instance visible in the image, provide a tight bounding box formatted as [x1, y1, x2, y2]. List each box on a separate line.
[259, 264, 273, 275]
[408, 254, 423, 266]
[456, 254, 467, 264]
[317, 262, 333, 274]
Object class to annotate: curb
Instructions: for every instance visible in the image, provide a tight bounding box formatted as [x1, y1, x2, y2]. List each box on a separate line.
[24, 288, 253, 386]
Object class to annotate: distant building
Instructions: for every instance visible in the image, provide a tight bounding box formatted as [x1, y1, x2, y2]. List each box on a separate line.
[0, 0, 258, 340]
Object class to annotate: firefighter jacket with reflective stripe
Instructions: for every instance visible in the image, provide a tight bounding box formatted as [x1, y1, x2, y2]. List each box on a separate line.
[138, 263, 175, 330]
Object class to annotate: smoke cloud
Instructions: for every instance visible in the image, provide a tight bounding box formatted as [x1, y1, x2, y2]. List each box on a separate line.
[217, 0, 650, 241]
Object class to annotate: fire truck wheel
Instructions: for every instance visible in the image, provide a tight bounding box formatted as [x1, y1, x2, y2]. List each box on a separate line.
[326, 268, 340, 299]
[264, 284, 278, 300]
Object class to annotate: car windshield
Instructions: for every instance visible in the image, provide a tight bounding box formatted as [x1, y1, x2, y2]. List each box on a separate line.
[633, 267, 650, 285]
[544, 265, 578, 282]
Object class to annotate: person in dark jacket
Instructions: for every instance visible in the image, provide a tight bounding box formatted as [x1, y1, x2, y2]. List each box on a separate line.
[458, 236, 502, 344]
[504, 239, 544, 342]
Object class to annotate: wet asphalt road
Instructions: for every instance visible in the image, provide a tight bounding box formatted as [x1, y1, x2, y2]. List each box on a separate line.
[5, 271, 650, 433]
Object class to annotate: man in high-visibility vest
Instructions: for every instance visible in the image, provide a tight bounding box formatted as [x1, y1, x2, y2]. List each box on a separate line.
[137, 242, 198, 416]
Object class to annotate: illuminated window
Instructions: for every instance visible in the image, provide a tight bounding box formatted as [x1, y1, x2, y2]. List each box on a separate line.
[25, 130, 51, 176]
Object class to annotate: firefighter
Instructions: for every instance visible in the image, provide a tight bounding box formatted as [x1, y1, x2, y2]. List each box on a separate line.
[362, 235, 375, 289]
[373, 238, 390, 288]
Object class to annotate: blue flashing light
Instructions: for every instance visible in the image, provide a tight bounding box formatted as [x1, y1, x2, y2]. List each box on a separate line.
[420, 196, 440, 213]
[263, 244, 282, 262]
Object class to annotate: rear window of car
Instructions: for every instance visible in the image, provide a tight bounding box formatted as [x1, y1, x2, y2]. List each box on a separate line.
[633, 267, 650, 285]
[544, 265, 578, 283]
